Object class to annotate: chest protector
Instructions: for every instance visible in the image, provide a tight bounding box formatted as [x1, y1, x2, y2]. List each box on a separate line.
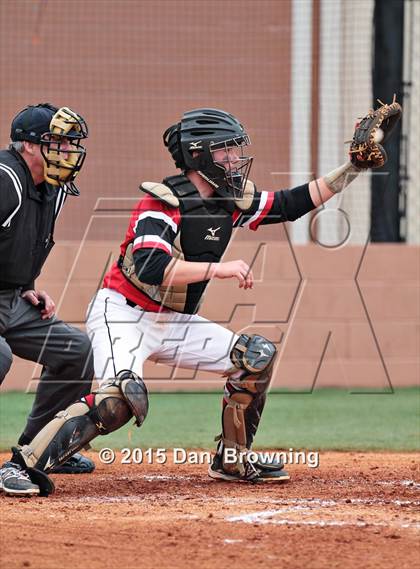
[119, 174, 255, 314]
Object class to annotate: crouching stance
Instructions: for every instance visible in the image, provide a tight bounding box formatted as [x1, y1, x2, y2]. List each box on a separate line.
[209, 334, 285, 482]
[12, 371, 148, 495]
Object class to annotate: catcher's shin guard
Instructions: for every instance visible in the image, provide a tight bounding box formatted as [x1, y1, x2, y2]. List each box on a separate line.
[212, 334, 276, 480]
[16, 371, 148, 472]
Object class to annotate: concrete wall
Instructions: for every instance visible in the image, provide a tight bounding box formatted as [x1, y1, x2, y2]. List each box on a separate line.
[2, 240, 418, 392]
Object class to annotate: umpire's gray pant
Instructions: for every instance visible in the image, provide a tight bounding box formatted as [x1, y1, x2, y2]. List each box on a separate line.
[0, 288, 94, 442]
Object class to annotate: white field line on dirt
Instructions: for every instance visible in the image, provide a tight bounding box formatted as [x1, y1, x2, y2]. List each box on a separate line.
[92, 474, 419, 488]
[93, 474, 196, 482]
[221, 497, 420, 507]
[377, 480, 420, 490]
[66, 495, 420, 509]
[306, 478, 420, 489]
[226, 509, 420, 529]
[134, 474, 195, 481]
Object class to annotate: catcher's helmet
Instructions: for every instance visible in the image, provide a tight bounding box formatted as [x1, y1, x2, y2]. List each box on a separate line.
[163, 108, 253, 199]
[10, 103, 88, 196]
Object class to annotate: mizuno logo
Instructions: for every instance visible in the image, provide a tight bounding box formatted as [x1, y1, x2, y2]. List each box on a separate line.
[205, 227, 221, 241]
[68, 426, 78, 446]
[189, 141, 203, 150]
[44, 456, 55, 471]
[59, 444, 80, 462]
[259, 350, 271, 358]
[96, 421, 106, 433]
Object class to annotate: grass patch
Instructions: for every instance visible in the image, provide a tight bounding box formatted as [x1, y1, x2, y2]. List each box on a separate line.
[0, 388, 419, 451]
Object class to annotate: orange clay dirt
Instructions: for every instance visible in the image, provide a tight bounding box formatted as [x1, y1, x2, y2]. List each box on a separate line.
[0, 451, 419, 569]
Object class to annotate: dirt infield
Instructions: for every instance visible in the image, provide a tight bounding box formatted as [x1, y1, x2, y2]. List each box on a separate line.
[1, 452, 419, 569]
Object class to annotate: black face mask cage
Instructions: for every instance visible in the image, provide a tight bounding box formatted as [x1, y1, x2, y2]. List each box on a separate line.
[40, 133, 85, 151]
[210, 135, 253, 199]
[40, 134, 87, 196]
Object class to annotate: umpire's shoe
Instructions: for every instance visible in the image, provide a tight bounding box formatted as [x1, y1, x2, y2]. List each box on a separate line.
[50, 453, 95, 474]
[0, 461, 40, 496]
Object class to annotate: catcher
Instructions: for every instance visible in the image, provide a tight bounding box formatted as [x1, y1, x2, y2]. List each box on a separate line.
[9, 100, 401, 495]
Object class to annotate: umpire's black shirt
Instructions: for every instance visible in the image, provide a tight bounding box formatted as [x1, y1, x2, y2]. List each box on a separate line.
[0, 149, 66, 291]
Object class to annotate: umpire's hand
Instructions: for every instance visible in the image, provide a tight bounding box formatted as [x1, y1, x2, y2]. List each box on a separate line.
[21, 289, 56, 320]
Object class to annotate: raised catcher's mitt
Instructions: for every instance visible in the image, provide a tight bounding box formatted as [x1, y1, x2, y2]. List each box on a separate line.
[349, 96, 402, 169]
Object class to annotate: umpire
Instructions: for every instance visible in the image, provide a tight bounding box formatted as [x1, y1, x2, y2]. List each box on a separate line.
[0, 103, 94, 496]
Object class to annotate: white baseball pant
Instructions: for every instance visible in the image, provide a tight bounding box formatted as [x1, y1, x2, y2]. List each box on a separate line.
[86, 288, 239, 385]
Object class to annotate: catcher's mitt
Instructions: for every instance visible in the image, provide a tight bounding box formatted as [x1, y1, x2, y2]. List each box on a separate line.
[349, 96, 402, 169]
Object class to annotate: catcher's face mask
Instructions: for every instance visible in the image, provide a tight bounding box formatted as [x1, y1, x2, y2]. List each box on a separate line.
[210, 134, 253, 199]
[40, 107, 88, 196]
[164, 109, 253, 200]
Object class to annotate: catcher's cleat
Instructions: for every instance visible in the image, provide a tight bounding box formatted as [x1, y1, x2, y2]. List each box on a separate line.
[50, 453, 95, 474]
[254, 453, 290, 481]
[0, 461, 40, 496]
[208, 451, 261, 482]
[208, 451, 290, 482]
[255, 465, 290, 481]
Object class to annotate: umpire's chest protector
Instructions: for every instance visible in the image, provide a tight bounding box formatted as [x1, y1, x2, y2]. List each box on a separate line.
[0, 150, 58, 289]
[121, 175, 235, 314]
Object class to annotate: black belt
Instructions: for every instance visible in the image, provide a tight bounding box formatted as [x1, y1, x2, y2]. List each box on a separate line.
[126, 298, 137, 308]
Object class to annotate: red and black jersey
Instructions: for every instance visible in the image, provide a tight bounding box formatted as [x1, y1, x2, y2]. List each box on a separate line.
[103, 177, 314, 312]
[103, 194, 178, 311]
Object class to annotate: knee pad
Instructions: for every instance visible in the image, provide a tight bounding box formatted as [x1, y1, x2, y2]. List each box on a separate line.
[116, 370, 149, 426]
[226, 333, 277, 392]
[17, 370, 148, 472]
[217, 334, 276, 475]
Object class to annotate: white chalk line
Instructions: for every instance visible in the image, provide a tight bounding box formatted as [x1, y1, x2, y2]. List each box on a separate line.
[226, 497, 420, 507]
[139, 474, 195, 481]
[227, 515, 420, 529]
[94, 474, 419, 488]
[68, 494, 420, 512]
[63, 475, 420, 524]
[308, 478, 420, 490]
[377, 480, 420, 490]
[226, 502, 420, 530]
[93, 474, 196, 483]
[226, 507, 420, 529]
